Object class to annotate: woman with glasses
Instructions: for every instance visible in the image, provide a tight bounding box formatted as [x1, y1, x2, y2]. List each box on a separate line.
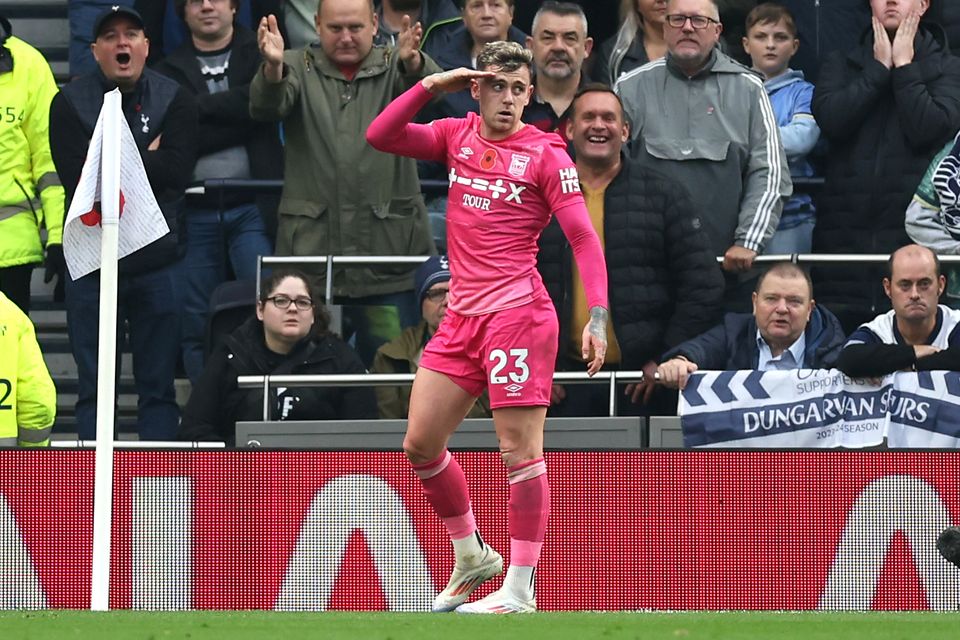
[179, 268, 376, 445]
[592, 0, 668, 86]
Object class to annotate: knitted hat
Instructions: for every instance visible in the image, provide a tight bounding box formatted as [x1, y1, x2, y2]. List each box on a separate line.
[415, 255, 450, 304]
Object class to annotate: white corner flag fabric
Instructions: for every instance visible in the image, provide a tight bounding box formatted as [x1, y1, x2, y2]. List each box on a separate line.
[62, 89, 169, 280]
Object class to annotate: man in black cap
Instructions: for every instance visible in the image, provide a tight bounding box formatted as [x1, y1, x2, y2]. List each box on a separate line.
[48, 5, 198, 441]
[371, 255, 491, 419]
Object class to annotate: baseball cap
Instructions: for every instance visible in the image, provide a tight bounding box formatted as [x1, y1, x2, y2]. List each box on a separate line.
[415, 255, 451, 304]
[92, 5, 145, 40]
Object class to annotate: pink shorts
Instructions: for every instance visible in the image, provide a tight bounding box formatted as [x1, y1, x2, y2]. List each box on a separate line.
[419, 293, 559, 408]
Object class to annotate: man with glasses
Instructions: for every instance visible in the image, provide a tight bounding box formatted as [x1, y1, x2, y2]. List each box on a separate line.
[371, 255, 492, 418]
[614, 0, 791, 311]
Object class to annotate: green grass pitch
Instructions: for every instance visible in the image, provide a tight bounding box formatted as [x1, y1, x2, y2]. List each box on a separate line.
[3, 611, 960, 640]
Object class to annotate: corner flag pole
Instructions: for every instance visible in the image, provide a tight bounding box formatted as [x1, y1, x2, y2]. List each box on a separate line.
[90, 89, 122, 612]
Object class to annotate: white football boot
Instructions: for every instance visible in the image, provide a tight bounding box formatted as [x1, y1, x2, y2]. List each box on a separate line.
[454, 585, 536, 614]
[432, 543, 504, 612]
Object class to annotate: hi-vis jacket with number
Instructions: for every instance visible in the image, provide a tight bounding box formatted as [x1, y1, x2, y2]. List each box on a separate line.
[0, 292, 55, 446]
[0, 32, 64, 268]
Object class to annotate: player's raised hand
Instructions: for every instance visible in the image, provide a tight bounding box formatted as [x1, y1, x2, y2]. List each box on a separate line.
[258, 15, 285, 80]
[398, 15, 424, 73]
[422, 67, 496, 95]
[581, 306, 608, 377]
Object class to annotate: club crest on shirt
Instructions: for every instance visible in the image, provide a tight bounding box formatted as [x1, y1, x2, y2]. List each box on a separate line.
[508, 153, 531, 177]
[479, 149, 497, 171]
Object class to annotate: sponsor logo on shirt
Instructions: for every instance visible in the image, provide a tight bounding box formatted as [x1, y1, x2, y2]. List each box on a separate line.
[508, 153, 530, 177]
[559, 167, 581, 195]
[448, 167, 526, 205]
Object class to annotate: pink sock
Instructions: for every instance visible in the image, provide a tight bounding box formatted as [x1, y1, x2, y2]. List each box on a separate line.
[507, 458, 549, 566]
[412, 450, 476, 539]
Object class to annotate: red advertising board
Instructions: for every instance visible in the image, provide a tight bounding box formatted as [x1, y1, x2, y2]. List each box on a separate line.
[0, 450, 958, 610]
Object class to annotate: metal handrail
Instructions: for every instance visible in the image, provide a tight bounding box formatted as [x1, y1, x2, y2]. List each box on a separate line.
[193, 177, 826, 197]
[50, 441, 226, 449]
[237, 371, 649, 421]
[731, 253, 960, 265]
[257, 255, 434, 302]
[258, 252, 960, 303]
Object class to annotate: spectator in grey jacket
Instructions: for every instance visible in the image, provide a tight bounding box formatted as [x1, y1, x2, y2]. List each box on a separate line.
[615, 0, 791, 310]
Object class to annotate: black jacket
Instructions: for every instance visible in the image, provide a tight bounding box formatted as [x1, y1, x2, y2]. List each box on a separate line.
[811, 23, 960, 319]
[662, 306, 846, 370]
[154, 26, 283, 215]
[931, 0, 960, 58]
[537, 157, 724, 368]
[590, 26, 650, 87]
[179, 317, 377, 445]
[49, 68, 198, 274]
[136, 0, 283, 66]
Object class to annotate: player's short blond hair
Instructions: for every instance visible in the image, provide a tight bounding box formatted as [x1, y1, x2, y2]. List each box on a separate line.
[476, 41, 533, 74]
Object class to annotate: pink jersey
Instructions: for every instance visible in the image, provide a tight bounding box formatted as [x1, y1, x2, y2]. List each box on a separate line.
[429, 114, 584, 315]
[366, 82, 607, 316]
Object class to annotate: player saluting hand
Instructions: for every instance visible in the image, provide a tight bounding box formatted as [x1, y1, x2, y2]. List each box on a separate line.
[367, 42, 609, 614]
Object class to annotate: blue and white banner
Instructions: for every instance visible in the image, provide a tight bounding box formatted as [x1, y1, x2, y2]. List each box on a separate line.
[680, 370, 960, 448]
[888, 371, 960, 448]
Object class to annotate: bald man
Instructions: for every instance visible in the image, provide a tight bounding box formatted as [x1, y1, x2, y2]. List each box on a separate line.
[836, 244, 960, 377]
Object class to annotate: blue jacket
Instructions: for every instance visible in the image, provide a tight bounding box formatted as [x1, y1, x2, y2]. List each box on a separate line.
[661, 305, 846, 370]
[765, 69, 819, 226]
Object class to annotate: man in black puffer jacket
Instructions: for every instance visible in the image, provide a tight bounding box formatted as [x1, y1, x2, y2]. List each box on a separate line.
[929, 0, 960, 58]
[812, 1, 960, 334]
[537, 84, 724, 416]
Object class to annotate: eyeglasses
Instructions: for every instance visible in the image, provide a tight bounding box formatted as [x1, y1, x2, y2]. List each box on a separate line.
[265, 295, 314, 310]
[424, 288, 449, 302]
[665, 14, 719, 29]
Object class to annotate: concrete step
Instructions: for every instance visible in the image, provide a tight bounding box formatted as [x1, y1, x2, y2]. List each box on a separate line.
[8, 17, 68, 50]
[0, 2, 68, 19]
[2, 2, 71, 81]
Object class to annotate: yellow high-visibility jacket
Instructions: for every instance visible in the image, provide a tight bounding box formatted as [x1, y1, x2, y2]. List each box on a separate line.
[0, 35, 64, 268]
[0, 292, 55, 446]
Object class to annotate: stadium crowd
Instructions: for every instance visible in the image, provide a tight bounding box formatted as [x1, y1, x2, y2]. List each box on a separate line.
[5, 0, 960, 447]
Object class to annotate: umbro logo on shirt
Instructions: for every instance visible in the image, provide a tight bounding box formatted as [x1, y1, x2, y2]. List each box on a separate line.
[458, 147, 474, 159]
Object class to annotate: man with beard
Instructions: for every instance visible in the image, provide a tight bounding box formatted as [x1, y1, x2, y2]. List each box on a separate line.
[523, 1, 592, 135]
[835, 244, 960, 378]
